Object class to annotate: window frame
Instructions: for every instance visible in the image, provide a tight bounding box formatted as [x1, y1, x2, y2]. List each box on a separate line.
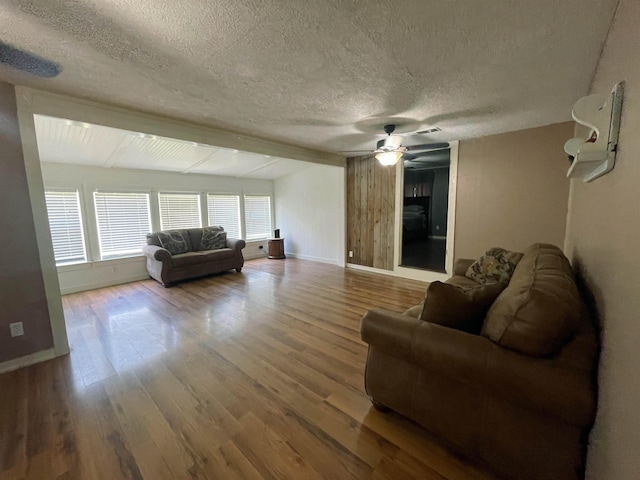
[93, 190, 153, 260]
[206, 193, 242, 239]
[44, 188, 88, 266]
[157, 191, 203, 231]
[243, 194, 273, 241]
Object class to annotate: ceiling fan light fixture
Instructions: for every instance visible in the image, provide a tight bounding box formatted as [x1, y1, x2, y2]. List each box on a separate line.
[376, 151, 403, 166]
[384, 135, 403, 149]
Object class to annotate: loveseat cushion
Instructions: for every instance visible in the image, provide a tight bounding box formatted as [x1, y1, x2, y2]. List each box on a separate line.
[481, 243, 581, 357]
[465, 247, 524, 285]
[200, 227, 227, 250]
[171, 248, 235, 267]
[157, 230, 192, 255]
[420, 281, 506, 334]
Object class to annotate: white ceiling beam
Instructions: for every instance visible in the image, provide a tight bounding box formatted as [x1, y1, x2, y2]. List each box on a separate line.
[17, 88, 346, 168]
[236, 158, 282, 178]
[103, 134, 136, 168]
[182, 148, 219, 174]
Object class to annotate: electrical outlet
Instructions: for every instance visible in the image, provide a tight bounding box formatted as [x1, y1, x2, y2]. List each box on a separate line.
[348, 250, 354, 258]
[10, 322, 24, 337]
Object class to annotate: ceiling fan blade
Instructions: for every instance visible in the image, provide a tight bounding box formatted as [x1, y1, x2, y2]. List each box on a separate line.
[341, 150, 373, 154]
[405, 142, 450, 152]
[0, 41, 61, 78]
[402, 153, 417, 161]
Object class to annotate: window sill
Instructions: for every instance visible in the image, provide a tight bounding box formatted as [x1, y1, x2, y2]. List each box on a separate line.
[57, 255, 145, 273]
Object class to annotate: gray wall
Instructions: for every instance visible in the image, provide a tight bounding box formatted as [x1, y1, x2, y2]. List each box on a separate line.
[454, 122, 573, 261]
[564, 1, 640, 477]
[0, 82, 54, 363]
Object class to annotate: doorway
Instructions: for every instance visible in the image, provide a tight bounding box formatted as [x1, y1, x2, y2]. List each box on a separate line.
[400, 148, 451, 272]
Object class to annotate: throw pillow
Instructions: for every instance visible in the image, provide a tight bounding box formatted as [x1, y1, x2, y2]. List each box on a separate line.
[465, 247, 524, 285]
[200, 227, 227, 251]
[157, 230, 191, 255]
[420, 281, 507, 334]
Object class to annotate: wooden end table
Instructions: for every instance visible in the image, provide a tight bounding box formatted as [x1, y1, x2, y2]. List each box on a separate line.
[267, 238, 286, 259]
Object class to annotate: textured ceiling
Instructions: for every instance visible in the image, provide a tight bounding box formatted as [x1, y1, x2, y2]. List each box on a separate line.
[1, 0, 618, 155]
[34, 115, 312, 179]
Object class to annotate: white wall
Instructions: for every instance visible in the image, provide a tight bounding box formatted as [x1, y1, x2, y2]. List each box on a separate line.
[563, 1, 640, 478]
[274, 164, 345, 266]
[41, 162, 273, 293]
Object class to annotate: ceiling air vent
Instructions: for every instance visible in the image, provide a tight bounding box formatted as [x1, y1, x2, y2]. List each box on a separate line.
[416, 127, 441, 134]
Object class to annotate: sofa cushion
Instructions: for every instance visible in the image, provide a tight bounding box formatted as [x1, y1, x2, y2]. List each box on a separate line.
[157, 230, 192, 255]
[420, 281, 506, 334]
[200, 227, 227, 250]
[465, 247, 524, 285]
[481, 243, 581, 357]
[402, 301, 425, 318]
[172, 248, 235, 267]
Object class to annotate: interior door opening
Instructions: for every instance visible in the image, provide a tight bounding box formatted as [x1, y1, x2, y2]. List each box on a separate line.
[400, 148, 451, 272]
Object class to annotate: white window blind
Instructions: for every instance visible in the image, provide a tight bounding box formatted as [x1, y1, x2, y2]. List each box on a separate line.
[244, 195, 272, 241]
[158, 192, 202, 230]
[94, 192, 151, 259]
[44, 190, 86, 265]
[207, 194, 241, 239]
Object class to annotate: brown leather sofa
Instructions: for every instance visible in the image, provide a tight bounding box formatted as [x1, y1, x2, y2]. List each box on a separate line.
[143, 227, 245, 286]
[360, 244, 598, 480]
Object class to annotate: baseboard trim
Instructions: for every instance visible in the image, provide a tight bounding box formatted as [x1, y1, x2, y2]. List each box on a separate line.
[346, 263, 397, 276]
[346, 263, 447, 283]
[245, 252, 269, 260]
[285, 252, 342, 266]
[60, 273, 150, 295]
[0, 348, 56, 374]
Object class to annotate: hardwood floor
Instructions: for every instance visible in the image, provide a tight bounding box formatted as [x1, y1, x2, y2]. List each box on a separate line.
[0, 258, 501, 480]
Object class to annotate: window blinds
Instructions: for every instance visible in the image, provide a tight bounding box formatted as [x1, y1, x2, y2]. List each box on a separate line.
[158, 192, 202, 230]
[94, 192, 151, 259]
[44, 190, 86, 265]
[244, 195, 272, 241]
[207, 194, 241, 239]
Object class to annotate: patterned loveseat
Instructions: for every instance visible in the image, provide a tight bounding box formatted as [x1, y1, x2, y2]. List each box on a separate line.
[142, 226, 245, 286]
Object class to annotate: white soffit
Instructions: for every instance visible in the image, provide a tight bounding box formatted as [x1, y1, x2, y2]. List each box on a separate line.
[0, 0, 619, 153]
[33, 115, 312, 180]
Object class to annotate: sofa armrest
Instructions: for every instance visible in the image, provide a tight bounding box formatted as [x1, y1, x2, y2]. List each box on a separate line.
[361, 308, 491, 386]
[226, 238, 246, 251]
[142, 244, 172, 263]
[453, 258, 475, 276]
[361, 308, 595, 426]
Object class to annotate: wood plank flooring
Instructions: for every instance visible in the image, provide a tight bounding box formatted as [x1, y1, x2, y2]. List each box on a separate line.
[0, 258, 502, 480]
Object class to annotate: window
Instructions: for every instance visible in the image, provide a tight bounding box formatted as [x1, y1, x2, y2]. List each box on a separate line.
[244, 195, 272, 241]
[158, 192, 202, 230]
[207, 194, 241, 239]
[44, 190, 87, 265]
[94, 192, 151, 259]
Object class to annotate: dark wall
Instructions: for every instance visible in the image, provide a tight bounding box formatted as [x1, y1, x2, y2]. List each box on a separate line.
[430, 168, 450, 237]
[0, 82, 54, 362]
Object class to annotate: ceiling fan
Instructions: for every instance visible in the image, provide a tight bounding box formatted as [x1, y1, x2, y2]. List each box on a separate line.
[342, 124, 449, 166]
[0, 41, 61, 78]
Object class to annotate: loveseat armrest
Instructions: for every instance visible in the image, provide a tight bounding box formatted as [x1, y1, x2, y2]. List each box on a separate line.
[453, 258, 475, 276]
[142, 244, 172, 263]
[226, 238, 246, 251]
[360, 308, 595, 426]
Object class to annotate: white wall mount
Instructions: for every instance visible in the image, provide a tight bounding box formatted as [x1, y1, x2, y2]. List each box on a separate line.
[565, 82, 624, 183]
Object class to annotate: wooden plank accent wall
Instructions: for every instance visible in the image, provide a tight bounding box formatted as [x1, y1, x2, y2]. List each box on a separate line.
[346, 154, 396, 270]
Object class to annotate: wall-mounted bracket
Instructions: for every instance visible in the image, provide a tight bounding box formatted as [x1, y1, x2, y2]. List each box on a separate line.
[565, 82, 624, 183]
